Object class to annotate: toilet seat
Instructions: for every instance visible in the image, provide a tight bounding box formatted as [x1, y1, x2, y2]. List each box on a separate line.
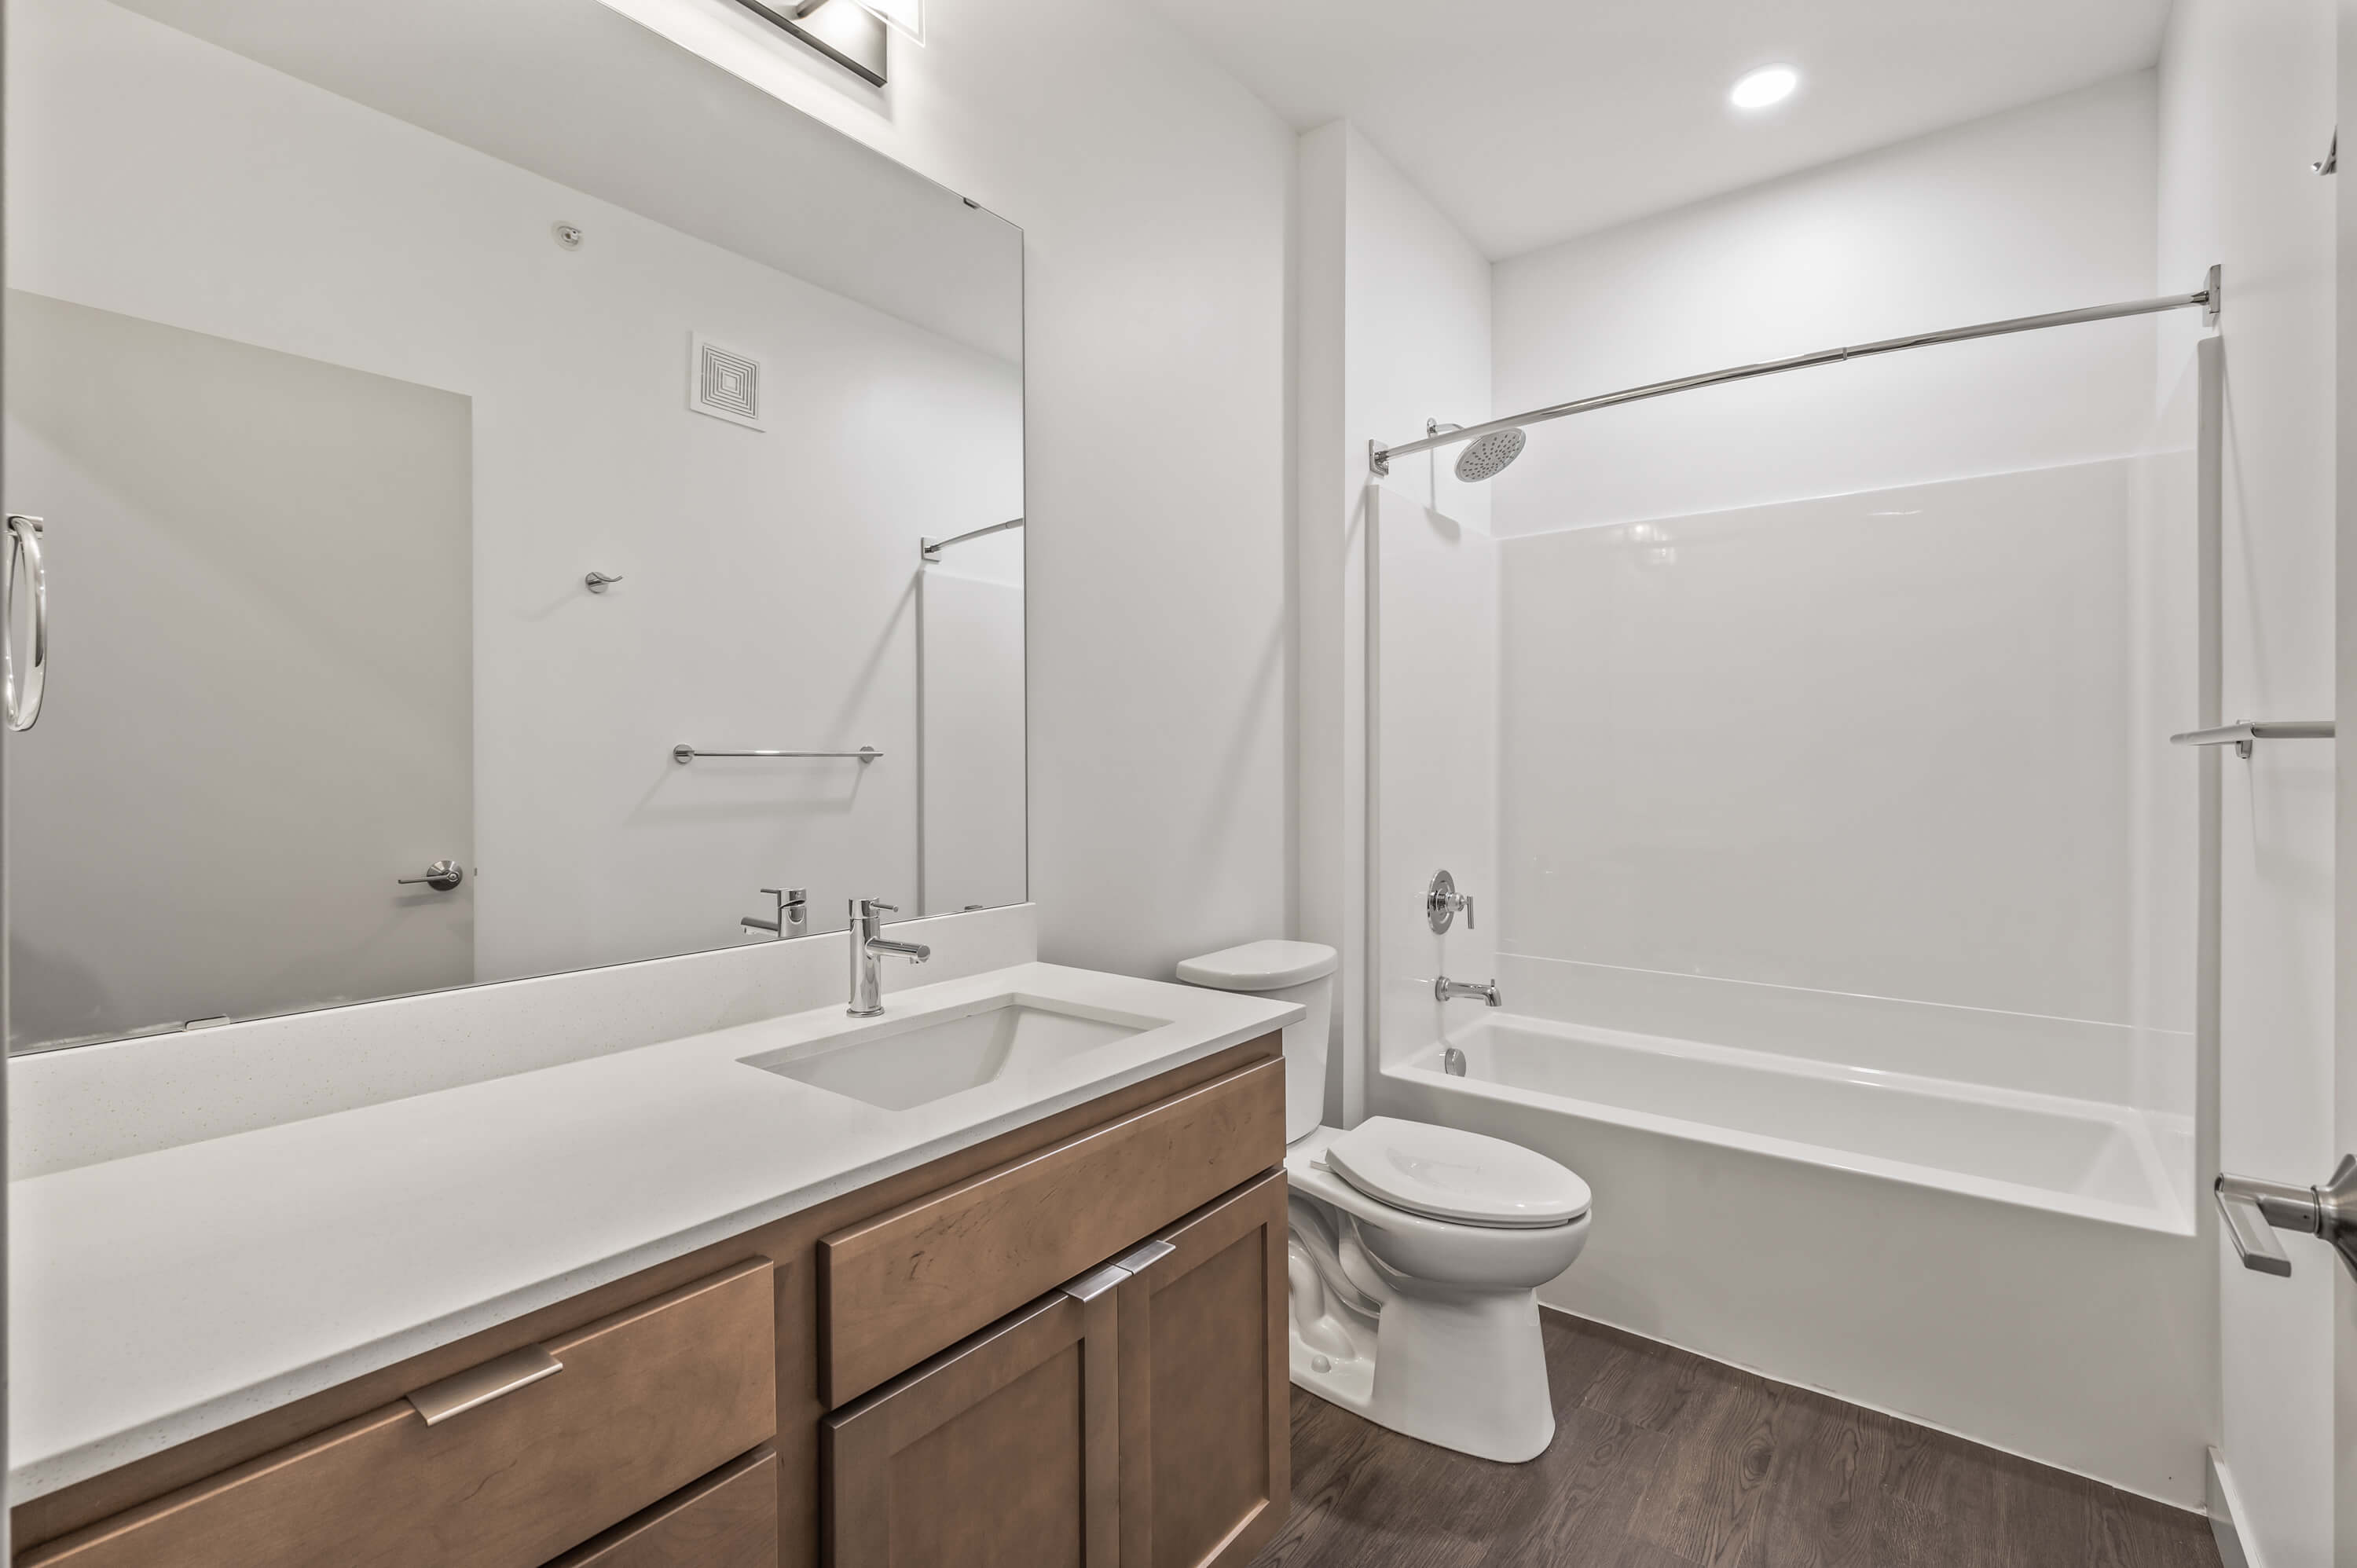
[1325, 1117, 1589, 1229]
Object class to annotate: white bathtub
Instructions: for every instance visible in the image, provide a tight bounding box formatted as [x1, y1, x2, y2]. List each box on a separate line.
[1399, 1012, 2192, 1234]
[1372, 1008, 2213, 1503]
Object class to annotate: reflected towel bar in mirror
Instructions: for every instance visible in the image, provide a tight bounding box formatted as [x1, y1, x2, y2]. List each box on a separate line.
[2169, 720, 2335, 760]
[921, 517, 1024, 563]
[673, 745, 883, 764]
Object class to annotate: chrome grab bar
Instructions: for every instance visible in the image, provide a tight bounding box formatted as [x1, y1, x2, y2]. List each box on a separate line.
[5, 515, 48, 733]
[673, 745, 882, 764]
[2170, 720, 2335, 759]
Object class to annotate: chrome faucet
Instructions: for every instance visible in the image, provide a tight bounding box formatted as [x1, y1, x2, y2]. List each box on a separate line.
[1435, 975, 1501, 1008]
[848, 898, 930, 1017]
[742, 887, 808, 940]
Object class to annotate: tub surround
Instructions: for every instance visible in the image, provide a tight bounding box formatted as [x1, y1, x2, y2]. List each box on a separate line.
[8, 954, 1300, 1503]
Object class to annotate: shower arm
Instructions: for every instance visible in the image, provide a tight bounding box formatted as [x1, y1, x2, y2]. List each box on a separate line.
[1368, 267, 2222, 478]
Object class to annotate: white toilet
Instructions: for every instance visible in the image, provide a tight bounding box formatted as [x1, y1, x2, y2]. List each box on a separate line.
[1177, 941, 1593, 1464]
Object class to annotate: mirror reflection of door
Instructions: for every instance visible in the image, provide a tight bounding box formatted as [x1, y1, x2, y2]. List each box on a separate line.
[4, 291, 475, 1050]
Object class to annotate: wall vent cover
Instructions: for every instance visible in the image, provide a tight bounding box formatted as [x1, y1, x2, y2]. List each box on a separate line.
[689, 334, 764, 430]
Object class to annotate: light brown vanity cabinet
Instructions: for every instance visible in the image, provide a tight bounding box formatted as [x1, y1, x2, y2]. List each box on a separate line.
[20, 1262, 780, 1568]
[11, 1035, 1288, 1568]
[1117, 1171, 1288, 1568]
[821, 1171, 1290, 1568]
[824, 1283, 1124, 1568]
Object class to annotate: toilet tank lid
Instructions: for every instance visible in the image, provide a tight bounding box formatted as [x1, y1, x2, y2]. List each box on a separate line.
[1175, 940, 1339, 991]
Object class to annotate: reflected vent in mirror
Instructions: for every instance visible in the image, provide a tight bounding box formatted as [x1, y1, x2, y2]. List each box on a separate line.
[690, 334, 765, 430]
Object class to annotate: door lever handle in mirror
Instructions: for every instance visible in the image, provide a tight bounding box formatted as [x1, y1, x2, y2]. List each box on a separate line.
[2217, 1157, 2357, 1279]
[398, 859, 466, 892]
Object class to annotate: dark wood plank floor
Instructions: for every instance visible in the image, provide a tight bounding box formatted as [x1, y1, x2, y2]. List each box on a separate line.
[1248, 1311, 2221, 1568]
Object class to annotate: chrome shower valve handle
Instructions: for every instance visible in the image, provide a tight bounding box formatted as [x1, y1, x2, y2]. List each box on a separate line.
[1426, 870, 1475, 933]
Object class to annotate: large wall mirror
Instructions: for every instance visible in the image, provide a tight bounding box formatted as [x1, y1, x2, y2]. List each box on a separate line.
[3, 0, 1026, 1053]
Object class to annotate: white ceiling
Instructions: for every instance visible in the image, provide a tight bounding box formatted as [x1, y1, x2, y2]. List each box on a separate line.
[1141, 0, 2172, 259]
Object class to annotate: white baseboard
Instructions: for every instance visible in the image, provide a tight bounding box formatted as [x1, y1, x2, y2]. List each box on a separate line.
[2207, 1449, 2260, 1568]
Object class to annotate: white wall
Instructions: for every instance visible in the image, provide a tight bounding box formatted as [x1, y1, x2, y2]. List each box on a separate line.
[1296, 123, 1493, 1123]
[596, 0, 1296, 983]
[2156, 4, 2341, 1565]
[8, 0, 1025, 991]
[1492, 74, 2164, 534]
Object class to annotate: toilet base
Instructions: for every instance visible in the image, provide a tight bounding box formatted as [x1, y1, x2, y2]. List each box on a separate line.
[1281, 1123, 1582, 1465]
[1288, 1281, 1557, 1464]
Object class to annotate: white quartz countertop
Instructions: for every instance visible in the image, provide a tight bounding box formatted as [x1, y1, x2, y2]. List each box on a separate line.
[8, 962, 1299, 1500]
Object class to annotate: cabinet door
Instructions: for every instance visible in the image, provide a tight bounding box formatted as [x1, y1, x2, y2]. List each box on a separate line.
[1117, 1171, 1289, 1568]
[823, 1286, 1120, 1568]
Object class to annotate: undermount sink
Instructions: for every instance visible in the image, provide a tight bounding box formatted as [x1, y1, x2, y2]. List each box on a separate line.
[740, 995, 1165, 1111]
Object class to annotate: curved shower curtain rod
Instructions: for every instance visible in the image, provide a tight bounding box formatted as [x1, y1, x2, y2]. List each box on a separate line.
[1369, 266, 2223, 478]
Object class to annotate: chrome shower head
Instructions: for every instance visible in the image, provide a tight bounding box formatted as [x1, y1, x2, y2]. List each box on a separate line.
[1453, 428, 1526, 482]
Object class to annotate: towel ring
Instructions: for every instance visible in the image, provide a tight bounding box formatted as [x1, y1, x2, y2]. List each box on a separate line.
[5, 515, 48, 733]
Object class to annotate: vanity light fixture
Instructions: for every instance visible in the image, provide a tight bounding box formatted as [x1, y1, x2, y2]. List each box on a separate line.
[1728, 64, 1800, 111]
[731, 0, 898, 86]
[851, 0, 922, 42]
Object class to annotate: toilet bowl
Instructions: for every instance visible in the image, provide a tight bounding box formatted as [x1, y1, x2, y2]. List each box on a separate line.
[1177, 942, 1593, 1464]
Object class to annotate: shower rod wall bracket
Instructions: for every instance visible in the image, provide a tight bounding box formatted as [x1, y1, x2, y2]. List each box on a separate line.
[1368, 268, 2225, 478]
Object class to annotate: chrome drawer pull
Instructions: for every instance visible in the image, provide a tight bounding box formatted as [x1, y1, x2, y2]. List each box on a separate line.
[406, 1345, 563, 1426]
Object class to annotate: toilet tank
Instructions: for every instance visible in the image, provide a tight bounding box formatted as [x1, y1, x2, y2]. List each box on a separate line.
[1175, 940, 1337, 1143]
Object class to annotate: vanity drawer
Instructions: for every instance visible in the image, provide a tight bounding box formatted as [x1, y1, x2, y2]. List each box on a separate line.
[548, 1445, 779, 1568]
[819, 1054, 1285, 1405]
[24, 1260, 777, 1568]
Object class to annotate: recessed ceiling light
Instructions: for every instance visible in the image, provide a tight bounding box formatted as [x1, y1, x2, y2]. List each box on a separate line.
[1729, 64, 1799, 110]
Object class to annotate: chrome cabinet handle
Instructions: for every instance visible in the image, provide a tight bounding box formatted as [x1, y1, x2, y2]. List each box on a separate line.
[5, 515, 48, 733]
[398, 859, 466, 891]
[406, 1345, 563, 1426]
[2218, 1157, 2357, 1279]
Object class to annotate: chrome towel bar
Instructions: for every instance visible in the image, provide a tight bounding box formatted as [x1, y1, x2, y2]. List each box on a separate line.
[921, 516, 1023, 562]
[2169, 720, 2335, 760]
[673, 744, 882, 764]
